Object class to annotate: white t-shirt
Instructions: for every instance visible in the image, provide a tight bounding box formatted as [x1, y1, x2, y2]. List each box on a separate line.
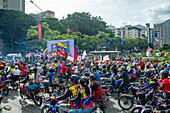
[30, 74, 36, 82]
[72, 66, 78, 74]
[12, 69, 20, 76]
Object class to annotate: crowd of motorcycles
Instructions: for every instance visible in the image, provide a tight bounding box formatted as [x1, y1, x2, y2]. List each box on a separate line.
[0, 60, 170, 113]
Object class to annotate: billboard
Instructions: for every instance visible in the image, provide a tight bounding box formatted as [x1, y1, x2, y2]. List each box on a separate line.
[47, 39, 74, 57]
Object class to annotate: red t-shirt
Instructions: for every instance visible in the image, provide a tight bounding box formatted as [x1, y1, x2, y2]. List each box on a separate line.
[140, 61, 144, 66]
[163, 78, 170, 92]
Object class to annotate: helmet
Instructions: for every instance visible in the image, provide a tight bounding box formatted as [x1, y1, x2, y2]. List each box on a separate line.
[49, 67, 54, 73]
[37, 63, 40, 66]
[118, 64, 121, 68]
[11, 65, 15, 68]
[15, 66, 18, 69]
[92, 67, 96, 71]
[0, 65, 4, 70]
[102, 65, 106, 68]
[80, 76, 89, 86]
[54, 59, 58, 63]
[90, 75, 96, 80]
[145, 69, 154, 77]
[131, 65, 134, 68]
[162, 70, 169, 78]
[70, 75, 79, 83]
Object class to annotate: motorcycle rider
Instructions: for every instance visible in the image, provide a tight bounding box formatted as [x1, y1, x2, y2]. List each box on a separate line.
[24, 68, 42, 99]
[50, 75, 85, 113]
[12, 66, 20, 83]
[89, 75, 103, 100]
[115, 66, 129, 97]
[138, 69, 159, 91]
[69, 76, 94, 113]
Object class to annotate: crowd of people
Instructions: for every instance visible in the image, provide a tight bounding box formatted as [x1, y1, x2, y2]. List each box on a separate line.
[0, 55, 169, 113]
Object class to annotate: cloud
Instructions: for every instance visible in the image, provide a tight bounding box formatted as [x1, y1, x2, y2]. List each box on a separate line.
[143, 1, 170, 24]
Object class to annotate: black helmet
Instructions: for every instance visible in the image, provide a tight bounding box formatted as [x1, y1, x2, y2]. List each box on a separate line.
[162, 70, 169, 78]
[54, 59, 58, 63]
[70, 75, 79, 83]
[80, 76, 89, 86]
[90, 75, 96, 80]
[92, 67, 96, 71]
[102, 64, 106, 68]
[118, 64, 121, 68]
[131, 65, 134, 68]
[0, 65, 4, 70]
[49, 67, 54, 73]
[11, 65, 15, 68]
[145, 69, 154, 77]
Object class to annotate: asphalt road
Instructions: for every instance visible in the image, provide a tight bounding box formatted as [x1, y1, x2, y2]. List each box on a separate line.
[1, 89, 132, 113]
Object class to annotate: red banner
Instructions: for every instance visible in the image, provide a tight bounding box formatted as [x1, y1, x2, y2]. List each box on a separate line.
[38, 23, 42, 39]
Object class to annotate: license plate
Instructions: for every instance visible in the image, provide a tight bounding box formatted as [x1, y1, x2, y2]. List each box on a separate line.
[38, 92, 43, 96]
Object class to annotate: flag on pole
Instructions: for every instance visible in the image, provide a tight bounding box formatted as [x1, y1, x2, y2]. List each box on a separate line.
[106, 39, 112, 45]
[57, 46, 67, 57]
[58, 41, 68, 48]
[103, 55, 109, 62]
[26, 53, 32, 58]
[155, 44, 160, 47]
[74, 46, 78, 61]
[82, 51, 87, 59]
[119, 39, 125, 45]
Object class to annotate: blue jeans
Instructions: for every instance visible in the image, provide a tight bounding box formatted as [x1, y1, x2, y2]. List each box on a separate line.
[25, 83, 42, 94]
[43, 82, 50, 91]
[69, 106, 94, 113]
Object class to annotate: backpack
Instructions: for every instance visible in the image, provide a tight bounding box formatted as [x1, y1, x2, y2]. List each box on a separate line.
[35, 73, 43, 83]
[52, 72, 59, 85]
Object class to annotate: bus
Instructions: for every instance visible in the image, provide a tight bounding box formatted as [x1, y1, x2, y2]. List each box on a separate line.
[6, 53, 22, 64]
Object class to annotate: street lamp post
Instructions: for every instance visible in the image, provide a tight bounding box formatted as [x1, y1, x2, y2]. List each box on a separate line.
[146, 23, 151, 48]
[30, 0, 44, 17]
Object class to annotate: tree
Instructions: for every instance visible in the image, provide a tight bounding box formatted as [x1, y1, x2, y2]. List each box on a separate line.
[0, 9, 37, 53]
[26, 22, 60, 51]
[61, 12, 107, 36]
[40, 17, 67, 34]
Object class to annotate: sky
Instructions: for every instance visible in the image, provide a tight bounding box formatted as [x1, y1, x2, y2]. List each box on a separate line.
[26, 0, 170, 28]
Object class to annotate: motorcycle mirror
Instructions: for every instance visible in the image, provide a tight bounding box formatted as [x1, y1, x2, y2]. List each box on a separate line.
[4, 105, 12, 111]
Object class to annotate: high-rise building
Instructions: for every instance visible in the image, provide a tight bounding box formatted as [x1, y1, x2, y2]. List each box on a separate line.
[153, 19, 170, 47]
[115, 25, 148, 39]
[30, 10, 55, 21]
[0, 0, 25, 12]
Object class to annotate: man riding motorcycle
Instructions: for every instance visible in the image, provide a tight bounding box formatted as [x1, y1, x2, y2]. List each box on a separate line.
[50, 75, 93, 113]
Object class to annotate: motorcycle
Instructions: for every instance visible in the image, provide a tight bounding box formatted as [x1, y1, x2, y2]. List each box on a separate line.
[41, 96, 63, 113]
[20, 84, 44, 107]
[5, 75, 19, 91]
[91, 95, 111, 113]
[2, 80, 9, 96]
